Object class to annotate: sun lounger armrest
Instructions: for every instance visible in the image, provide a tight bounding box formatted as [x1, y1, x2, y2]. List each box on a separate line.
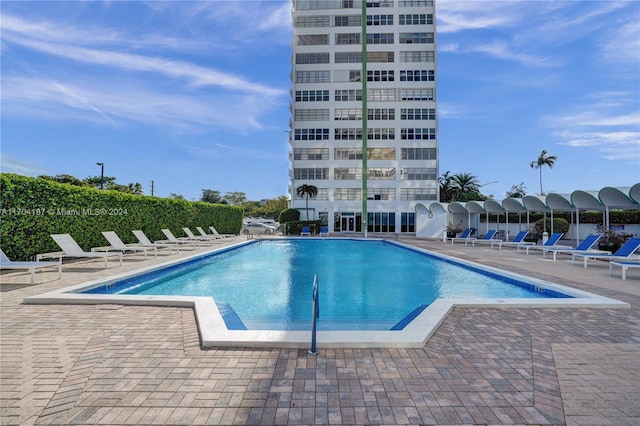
[36, 251, 65, 261]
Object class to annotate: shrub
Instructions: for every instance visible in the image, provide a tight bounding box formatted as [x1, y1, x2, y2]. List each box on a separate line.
[278, 208, 300, 224]
[534, 217, 570, 235]
[0, 173, 243, 260]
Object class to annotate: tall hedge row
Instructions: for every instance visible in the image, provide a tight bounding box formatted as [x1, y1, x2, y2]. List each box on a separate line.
[0, 174, 243, 260]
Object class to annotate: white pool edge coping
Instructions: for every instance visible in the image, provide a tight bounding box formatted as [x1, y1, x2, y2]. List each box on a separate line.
[24, 238, 630, 349]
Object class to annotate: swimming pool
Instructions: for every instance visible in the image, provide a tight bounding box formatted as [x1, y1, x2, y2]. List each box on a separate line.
[84, 239, 570, 331]
[25, 238, 628, 348]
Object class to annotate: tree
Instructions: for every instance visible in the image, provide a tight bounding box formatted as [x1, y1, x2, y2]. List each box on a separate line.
[530, 150, 557, 195]
[438, 171, 455, 202]
[201, 189, 223, 204]
[128, 182, 144, 195]
[38, 174, 88, 187]
[223, 192, 247, 206]
[506, 182, 526, 198]
[168, 193, 185, 200]
[296, 184, 318, 221]
[451, 172, 480, 196]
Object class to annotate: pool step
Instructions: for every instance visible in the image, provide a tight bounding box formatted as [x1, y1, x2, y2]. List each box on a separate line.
[217, 303, 247, 330]
[390, 304, 428, 330]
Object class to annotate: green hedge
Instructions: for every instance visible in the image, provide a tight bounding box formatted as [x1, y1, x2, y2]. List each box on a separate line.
[0, 174, 243, 260]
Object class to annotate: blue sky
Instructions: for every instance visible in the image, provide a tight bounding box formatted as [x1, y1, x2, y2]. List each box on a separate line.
[1, 0, 638, 201]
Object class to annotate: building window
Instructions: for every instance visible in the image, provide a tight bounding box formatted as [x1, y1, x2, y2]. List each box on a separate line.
[297, 34, 329, 45]
[295, 109, 330, 121]
[401, 188, 437, 200]
[368, 128, 395, 139]
[401, 128, 436, 139]
[368, 212, 396, 232]
[294, 128, 330, 140]
[369, 88, 396, 101]
[400, 70, 435, 81]
[367, 51, 395, 63]
[336, 33, 360, 45]
[294, 168, 329, 180]
[335, 128, 363, 140]
[296, 71, 330, 83]
[400, 108, 436, 120]
[399, 14, 432, 25]
[368, 108, 395, 120]
[366, 14, 393, 25]
[293, 15, 331, 27]
[368, 167, 396, 180]
[401, 147, 437, 160]
[399, 32, 434, 44]
[296, 90, 330, 102]
[335, 15, 361, 26]
[401, 88, 435, 101]
[399, 0, 434, 6]
[400, 212, 415, 232]
[296, 53, 330, 64]
[400, 51, 435, 62]
[334, 108, 362, 120]
[335, 52, 362, 63]
[401, 168, 436, 180]
[366, 33, 394, 44]
[335, 148, 362, 160]
[367, 70, 394, 82]
[368, 148, 395, 160]
[366, 0, 394, 7]
[335, 89, 362, 101]
[294, 148, 329, 160]
[334, 168, 362, 180]
[335, 188, 361, 200]
[367, 189, 396, 201]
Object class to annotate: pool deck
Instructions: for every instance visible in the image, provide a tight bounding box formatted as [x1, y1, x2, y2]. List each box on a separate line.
[1, 235, 638, 425]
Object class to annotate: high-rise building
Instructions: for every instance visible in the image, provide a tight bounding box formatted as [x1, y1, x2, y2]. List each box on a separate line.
[288, 0, 438, 234]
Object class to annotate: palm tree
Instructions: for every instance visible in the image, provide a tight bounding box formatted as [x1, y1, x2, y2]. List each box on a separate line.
[438, 171, 455, 202]
[296, 184, 318, 221]
[530, 150, 557, 195]
[451, 172, 480, 195]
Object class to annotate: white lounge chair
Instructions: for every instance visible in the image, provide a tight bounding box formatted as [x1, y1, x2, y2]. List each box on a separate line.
[517, 232, 568, 255]
[609, 261, 640, 280]
[209, 226, 236, 240]
[0, 248, 61, 284]
[160, 229, 200, 249]
[448, 228, 473, 244]
[541, 234, 603, 261]
[466, 230, 498, 247]
[46, 234, 122, 267]
[572, 237, 640, 268]
[183, 227, 221, 244]
[131, 230, 180, 254]
[196, 227, 227, 240]
[95, 231, 158, 259]
[491, 231, 532, 250]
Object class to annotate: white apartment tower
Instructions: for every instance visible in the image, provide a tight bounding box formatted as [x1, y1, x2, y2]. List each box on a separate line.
[288, 0, 438, 234]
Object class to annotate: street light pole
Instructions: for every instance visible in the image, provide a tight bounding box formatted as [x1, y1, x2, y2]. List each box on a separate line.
[96, 162, 104, 189]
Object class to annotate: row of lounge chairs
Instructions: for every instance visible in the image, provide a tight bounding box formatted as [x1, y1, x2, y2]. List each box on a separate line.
[0, 226, 235, 284]
[445, 228, 640, 279]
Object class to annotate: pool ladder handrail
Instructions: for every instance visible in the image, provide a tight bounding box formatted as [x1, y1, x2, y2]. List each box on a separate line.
[308, 274, 319, 355]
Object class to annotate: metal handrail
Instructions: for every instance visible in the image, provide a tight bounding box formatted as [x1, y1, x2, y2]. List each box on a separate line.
[308, 274, 319, 355]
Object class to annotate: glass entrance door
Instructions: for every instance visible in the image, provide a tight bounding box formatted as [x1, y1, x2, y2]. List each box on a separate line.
[340, 213, 356, 232]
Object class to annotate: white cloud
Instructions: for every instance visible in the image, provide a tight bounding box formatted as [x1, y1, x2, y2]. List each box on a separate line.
[0, 155, 48, 176]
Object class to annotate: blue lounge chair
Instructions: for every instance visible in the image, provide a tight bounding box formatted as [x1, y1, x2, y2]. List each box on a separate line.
[517, 232, 567, 255]
[541, 234, 601, 261]
[0, 248, 61, 284]
[491, 230, 530, 250]
[448, 228, 472, 244]
[319, 226, 329, 237]
[572, 237, 640, 268]
[467, 229, 497, 247]
[301, 226, 311, 236]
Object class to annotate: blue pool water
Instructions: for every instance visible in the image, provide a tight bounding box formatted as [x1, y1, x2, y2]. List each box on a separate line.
[85, 239, 570, 330]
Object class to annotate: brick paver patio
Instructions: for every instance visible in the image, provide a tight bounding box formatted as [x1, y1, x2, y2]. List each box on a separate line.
[1, 237, 638, 425]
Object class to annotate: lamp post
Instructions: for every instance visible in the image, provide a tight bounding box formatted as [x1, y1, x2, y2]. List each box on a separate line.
[96, 162, 104, 190]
